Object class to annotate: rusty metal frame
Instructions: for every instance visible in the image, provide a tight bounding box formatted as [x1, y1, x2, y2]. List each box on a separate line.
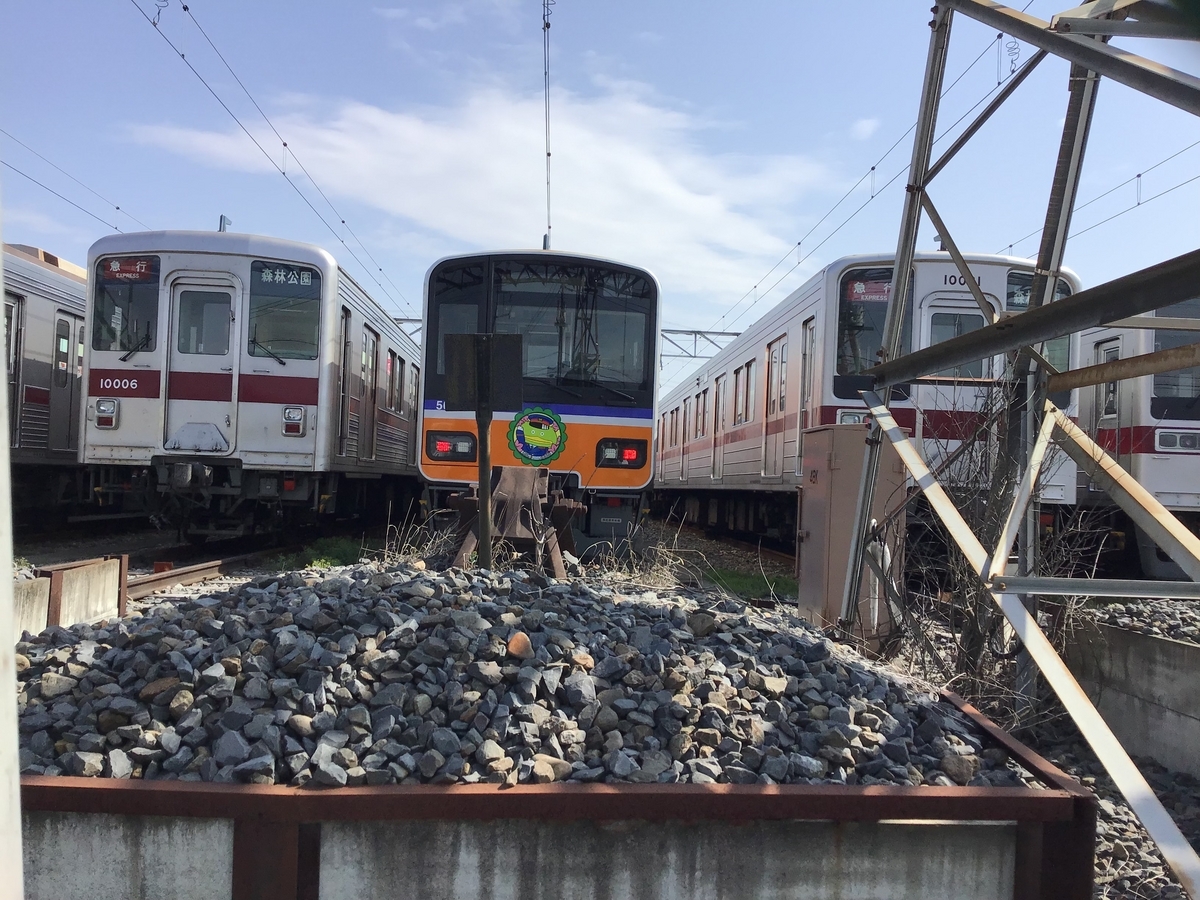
[863, 389, 1200, 895]
[20, 695, 1096, 900]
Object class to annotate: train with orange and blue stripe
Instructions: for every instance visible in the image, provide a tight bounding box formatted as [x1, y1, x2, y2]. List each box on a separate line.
[418, 251, 659, 554]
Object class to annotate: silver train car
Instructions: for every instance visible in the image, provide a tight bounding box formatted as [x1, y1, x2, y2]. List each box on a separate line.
[82, 231, 422, 540]
[3, 244, 89, 525]
[653, 252, 1081, 546]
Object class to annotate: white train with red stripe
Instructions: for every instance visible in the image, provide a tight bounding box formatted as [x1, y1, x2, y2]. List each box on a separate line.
[653, 252, 1080, 545]
[1079, 300, 1200, 578]
[82, 231, 421, 541]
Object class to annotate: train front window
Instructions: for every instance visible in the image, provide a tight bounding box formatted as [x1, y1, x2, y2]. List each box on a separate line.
[834, 267, 911, 399]
[1007, 270, 1072, 373]
[92, 256, 160, 353]
[1153, 297, 1200, 420]
[930, 312, 986, 378]
[248, 261, 321, 360]
[430, 263, 485, 375]
[177, 291, 231, 355]
[492, 261, 653, 396]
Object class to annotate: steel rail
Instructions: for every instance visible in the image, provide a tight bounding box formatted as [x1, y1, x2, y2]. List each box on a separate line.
[126, 547, 302, 600]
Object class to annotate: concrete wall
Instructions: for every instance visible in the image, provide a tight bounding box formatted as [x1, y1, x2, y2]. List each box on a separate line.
[22, 811, 233, 900]
[59, 558, 120, 625]
[320, 819, 1016, 900]
[1069, 623, 1200, 777]
[13, 578, 49, 636]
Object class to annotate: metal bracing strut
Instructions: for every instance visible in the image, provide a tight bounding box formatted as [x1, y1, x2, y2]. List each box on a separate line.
[841, 4, 954, 625]
[862, 390, 1200, 896]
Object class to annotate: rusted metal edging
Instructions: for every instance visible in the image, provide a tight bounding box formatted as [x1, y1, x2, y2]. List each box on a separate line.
[20, 778, 1080, 824]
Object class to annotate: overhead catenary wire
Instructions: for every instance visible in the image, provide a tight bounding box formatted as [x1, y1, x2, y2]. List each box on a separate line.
[178, 3, 414, 315]
[709, 30, 1005, 335]
[1, 160, 123, 233]
[127, 0, 415, 317]
[998, 137, 1200, 253]
[0, 128, 151, 230]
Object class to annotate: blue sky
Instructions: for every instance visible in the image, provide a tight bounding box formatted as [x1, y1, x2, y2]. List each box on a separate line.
[3, 1, 1199, 392]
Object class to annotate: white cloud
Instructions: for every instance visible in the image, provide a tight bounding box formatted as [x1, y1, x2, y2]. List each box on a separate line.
[129, 82, 834, 324]
[850, 117, 880, 141]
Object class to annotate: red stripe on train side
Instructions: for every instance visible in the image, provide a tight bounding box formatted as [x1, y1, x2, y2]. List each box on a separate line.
[168, 371, 232, 402]
[1096, 426, 1157, 455]
[922, 409, 988, 442]
[238, 374, 319, 405]
[88, 368, 161, 399]
[816, 405, 918, 432]
[23, 386, 49, 405]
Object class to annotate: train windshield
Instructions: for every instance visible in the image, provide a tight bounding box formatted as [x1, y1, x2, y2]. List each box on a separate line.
[1153, 297, 1200, 419]
[492, 261, 653, 395]
[92, 256, 160, 353]
[248, 261, 321, 360]
[834, 267, 911, 399]
[1007, 271, 1072, 372]
[426, 256, 657, 409]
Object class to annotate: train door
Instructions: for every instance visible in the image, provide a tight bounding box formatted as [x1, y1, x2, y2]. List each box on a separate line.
[164, 282, 238, 454]
[337, 308, 352, 455]
[796, 318, 816, 470]
[5, 294, 21, 448]
[1092, 338, 1124, 468]
[712, 375, 725, 479]
[48, 312, 83, 451]
[763, 335, 787, 478]
[358, 326, 379, 461]
[680, 397, 690, 481]
[918, 296, 992, 464]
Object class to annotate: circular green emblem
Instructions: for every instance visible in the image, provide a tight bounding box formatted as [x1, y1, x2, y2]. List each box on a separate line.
[507, 407, 566, 466]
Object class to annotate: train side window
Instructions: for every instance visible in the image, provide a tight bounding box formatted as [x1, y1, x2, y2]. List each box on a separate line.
[682, 399, 691, 444]
[1097, 343, 1120, 418]
[386, 351, 400, 412]
[733, 367, 744, 425]
[76, 325, 84, 377]
[409, 364, 419, 416]
[54, 320, 70, 388]
[4, 295, 19, 379]
[744, 359, 755, 423]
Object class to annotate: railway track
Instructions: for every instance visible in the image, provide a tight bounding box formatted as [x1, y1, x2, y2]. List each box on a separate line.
[124, 544, 306, 601]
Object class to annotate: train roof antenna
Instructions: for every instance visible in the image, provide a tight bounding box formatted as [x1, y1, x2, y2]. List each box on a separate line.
[542, 0, 555, 251]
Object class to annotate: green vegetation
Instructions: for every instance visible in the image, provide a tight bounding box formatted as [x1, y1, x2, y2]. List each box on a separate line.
[704, 567, 797, 600]
[274, 536, 366, 571]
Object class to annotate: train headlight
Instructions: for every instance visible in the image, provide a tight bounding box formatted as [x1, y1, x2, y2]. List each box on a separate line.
[95, 398, 119, 429]
[596, 438, 647, 469]
[426, 431, 476, 462]
[1157, 430, 1200, 452]
[281, 406, 307, 436]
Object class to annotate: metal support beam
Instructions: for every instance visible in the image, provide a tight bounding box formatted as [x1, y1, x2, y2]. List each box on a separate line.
[867, 247, 1200, 386]
[943, 0, 1200, 118]
[1047, 341, 1200, 392]
[841, 4, 954, 625]
[1049, 402, 1200, 581]
[1109, 315, 1200, 331]
[987, 411, 1056, 580]
[920, 193, 997, 321]
[926, 50, 1048, 182]
[660, 329, 740, 360]
[1054, 17, 1194, 37]
[990, 574, 1200, 599]
[862, 389, 1200, 896]
[1030, 61, 1102, 313]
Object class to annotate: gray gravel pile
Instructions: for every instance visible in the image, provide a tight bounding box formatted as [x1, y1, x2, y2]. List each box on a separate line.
[1094, 600, 1200, 646]
[16, 562, 1031, 789]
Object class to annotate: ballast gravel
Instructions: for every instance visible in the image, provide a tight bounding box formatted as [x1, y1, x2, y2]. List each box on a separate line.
[15, 562, 1033, 789]
[1094, 600, 1200, 647]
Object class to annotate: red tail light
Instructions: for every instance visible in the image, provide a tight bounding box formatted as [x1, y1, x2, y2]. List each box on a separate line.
[436, 440, 451, 453]
[622, 448, 638, 461]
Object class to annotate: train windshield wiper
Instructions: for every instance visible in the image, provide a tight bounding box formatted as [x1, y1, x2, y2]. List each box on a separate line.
[119, 331, 151, 362]
[526, 375, 581, 398]
[250, 337, 287, 366]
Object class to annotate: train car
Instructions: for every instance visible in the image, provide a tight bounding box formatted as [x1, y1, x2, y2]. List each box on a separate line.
[419, 251, 659, 552]
[81, 231, 421, 541]
[1078, 298, 1200, 578]
[3, 244, 89, 526]
[654, 251, 1080, 546]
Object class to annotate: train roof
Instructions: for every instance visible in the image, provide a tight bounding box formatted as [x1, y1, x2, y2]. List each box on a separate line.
[423, 248, 660, 289]
[4, 243, 86, 284]
[88, 230, 338, 272]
